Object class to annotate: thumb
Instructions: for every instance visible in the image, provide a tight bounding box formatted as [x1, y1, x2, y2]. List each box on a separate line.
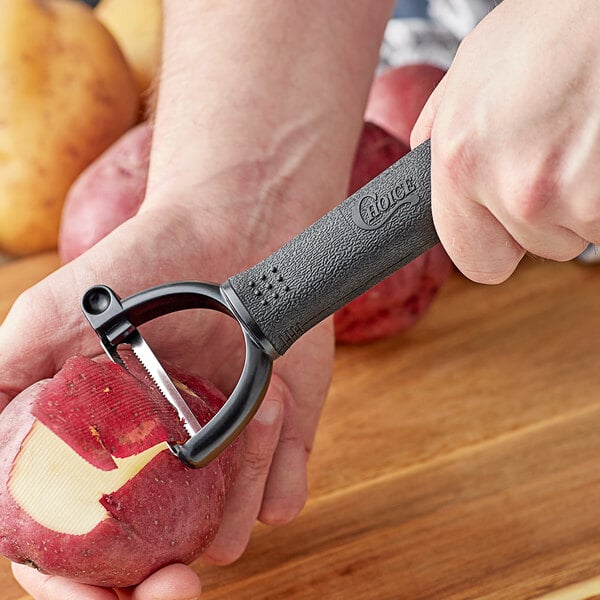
[410, 73, 448, 149]
[0, 263, 100, 411]
[0, 287, 66, 410]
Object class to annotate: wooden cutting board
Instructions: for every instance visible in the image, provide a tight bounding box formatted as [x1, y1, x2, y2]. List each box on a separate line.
[1, 252, 599, 600]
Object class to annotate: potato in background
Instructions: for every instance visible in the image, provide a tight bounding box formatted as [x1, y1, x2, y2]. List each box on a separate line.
[0, 0, 138, 256]
[96, 0, 162, 103]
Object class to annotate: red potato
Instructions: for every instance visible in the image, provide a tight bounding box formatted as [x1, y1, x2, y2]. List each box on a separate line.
[58, 122, 151, 263]
[333, 122, 453, 344]
[365, 64, 446, 147]
[0, 352, 244, 587]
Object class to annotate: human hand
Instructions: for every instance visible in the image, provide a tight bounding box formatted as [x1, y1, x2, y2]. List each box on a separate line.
[2, 190, 335, 599]
[1, 2, 394, 596]
[12, 562, 202, 600]
[411, 0, 600, 284]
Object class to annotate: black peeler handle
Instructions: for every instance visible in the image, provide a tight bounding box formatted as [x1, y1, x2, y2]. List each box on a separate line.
[225, 140, 437, 356]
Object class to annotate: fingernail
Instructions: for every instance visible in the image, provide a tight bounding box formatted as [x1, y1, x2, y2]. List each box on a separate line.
[254, 398, 282, 426]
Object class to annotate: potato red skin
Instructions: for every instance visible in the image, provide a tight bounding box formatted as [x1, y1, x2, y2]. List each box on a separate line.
[58, 122, 150, 263]
[0, 353, 244, 587]
[364, 64, 446, 147]
[334, 64, 450, 343]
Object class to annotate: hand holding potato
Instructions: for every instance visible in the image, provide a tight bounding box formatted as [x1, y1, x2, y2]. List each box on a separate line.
[2, 173, 335, 600]
[1, 1, 395, 598]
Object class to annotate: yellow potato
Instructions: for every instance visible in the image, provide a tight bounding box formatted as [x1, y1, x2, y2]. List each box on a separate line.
[96, 0, 162, 100]
[0, 0, 138, 255]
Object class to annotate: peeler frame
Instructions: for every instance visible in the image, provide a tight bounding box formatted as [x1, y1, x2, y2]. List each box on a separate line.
[81, 282, 274, 468]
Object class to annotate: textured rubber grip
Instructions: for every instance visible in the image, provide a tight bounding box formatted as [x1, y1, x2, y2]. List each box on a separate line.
[226, 140, 438, 356]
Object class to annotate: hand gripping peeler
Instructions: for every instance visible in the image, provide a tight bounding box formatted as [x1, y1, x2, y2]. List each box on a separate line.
[81, 140, 437, 469]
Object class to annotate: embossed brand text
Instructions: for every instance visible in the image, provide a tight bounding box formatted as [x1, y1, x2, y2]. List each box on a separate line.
[353, 177, 418, 230]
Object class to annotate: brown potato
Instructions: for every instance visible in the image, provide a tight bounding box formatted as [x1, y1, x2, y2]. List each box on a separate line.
[96, 0, 162, 102]
[0, 0, 138, 255]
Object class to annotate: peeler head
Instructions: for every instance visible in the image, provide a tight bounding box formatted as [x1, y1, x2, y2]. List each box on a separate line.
[81, 282, 273, 468]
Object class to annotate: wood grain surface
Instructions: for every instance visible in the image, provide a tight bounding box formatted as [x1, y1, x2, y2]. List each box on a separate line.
[0, 252, 599, 599]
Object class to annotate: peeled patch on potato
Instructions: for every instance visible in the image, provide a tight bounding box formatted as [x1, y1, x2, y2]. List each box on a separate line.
[0, 353, 244, 587]
[0, 0, 138, 255]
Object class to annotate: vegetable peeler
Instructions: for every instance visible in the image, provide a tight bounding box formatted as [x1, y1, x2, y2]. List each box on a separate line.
[81, 140, 437, 469]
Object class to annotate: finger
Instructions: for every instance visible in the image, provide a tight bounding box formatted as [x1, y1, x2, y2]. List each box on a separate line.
[431, 184, 526, 284]
[12, 563, 117, 600]
[474, 161, 590, 262]
[411, 76, 526, 282]
[561, 153, 600, 246]
[430, 136, 591, 275]
[255, 325, 333, 525]
[115, 564, 201, 600]
[410, 73, 448, 148]
[275, 323, 334, 449]
[411, 77, 523, 283]
[202, 390, 284, 565]
[258, 376, 308, 526]
[0, 287, 59, 409]
[495, 218, 588, 263]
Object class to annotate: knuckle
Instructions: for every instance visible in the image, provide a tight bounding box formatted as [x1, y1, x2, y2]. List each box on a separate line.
[7, 281, 65, 337]
[505, 171, 558, 224]
[9, 286, 38, 319]
[570, 195, 600, 234]
[241, 443, 274, 484]
[434, 132, 476, 193]
[499, 146, 567, 225]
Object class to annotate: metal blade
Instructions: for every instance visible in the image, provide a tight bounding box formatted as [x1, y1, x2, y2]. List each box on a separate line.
[129, 330, 202, 437]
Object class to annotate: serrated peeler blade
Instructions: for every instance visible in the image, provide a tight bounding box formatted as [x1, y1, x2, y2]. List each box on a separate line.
[129, 330, 202, 437]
